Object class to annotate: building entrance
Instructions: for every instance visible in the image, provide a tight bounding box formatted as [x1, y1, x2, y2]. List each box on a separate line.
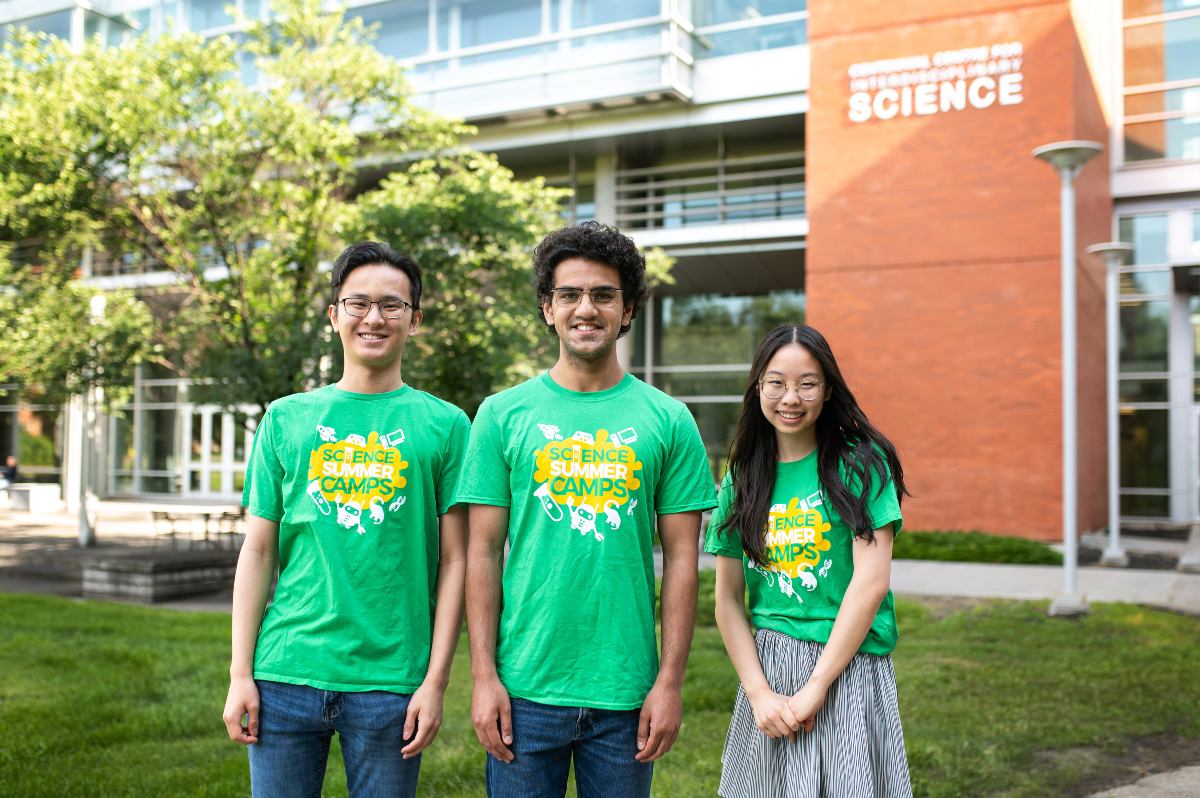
[182, 407, 256, 499]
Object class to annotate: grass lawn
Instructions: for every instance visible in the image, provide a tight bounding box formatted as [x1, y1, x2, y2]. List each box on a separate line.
[2, 592, 1198, 797]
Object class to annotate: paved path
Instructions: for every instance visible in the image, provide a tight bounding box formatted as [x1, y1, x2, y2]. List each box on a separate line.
[681, 553, 1200, 615]
[1087, 765, 1200, 798]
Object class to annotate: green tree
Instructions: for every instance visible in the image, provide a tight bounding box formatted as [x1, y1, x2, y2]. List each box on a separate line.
[0, 0, 574, 415]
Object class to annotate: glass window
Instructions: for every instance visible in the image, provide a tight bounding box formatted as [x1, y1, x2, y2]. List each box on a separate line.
[1120, 300, 1170, 372]
[684, 401, 740, 482]
[1124, 118, 1200, 162]
[1192, 295, 1200, 371]
[1125, 85, 1200, 115]
[457, 0, 541, 49]
[1125, 0, 1200, 19]
[112, 413, 135, 472]
[1118, 215, 1169, 265]
[655, 291, 806, 366]
[1124, 16, 1200, 87]
[1120, 269, 1172, 295]
[1119, 408, 1170, 488]
[652, 371, 747, 396]
[139, 409, 179, 472]
[353, 1, 430, 60]
[191, 0, 235, 31]
[695, 19, 806, 59]
[4, 10, 72, 42]
[18, 408, 63, 483]
[0, 411, 15, 462]
[1119, 378, 1169, 403]
[1120, 492, 1170, 517]
[571, 0, 660, 28]
[695, 0, 806, 27]
[141, 475, 179, 493]
[573, 184, 597, 223]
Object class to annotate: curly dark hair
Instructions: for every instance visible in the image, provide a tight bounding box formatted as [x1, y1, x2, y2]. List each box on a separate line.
[532, 221, 650, 337]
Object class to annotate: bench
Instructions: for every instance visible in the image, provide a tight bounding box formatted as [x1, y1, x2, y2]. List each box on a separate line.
[7, 483, 63, 513]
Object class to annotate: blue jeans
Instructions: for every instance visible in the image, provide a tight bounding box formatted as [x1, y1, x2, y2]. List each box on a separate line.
[485, 696, 652, 798]
[248, 679, 420, 798]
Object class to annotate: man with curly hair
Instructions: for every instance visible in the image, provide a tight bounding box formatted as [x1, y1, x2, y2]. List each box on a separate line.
[458, 221, 717, 797]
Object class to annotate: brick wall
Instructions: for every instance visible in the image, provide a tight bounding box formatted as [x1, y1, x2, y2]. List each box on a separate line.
[807, 0, 1112, 539]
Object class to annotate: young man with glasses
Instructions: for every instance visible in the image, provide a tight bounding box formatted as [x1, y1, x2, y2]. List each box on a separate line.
[458, 222, 717, 797]
[223, 241, 470, 798]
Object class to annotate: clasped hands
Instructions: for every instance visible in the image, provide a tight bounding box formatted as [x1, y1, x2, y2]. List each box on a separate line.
[747, 681, 827, 740]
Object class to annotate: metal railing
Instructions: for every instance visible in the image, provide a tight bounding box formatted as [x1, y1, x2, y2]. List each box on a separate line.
[615, 151, 805, 230]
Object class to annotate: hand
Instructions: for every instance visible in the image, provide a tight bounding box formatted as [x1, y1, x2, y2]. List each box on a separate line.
[786, 681, 828, 733]
[471, 674, 514, 762]
[400, 680, 445, 759]
[635, 680, 682, 762]
[746, 686, 802, 739]
[222, 676, 260, 745]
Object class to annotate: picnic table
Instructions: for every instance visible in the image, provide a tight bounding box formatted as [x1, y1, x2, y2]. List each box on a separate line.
[150, 504, 245, 550]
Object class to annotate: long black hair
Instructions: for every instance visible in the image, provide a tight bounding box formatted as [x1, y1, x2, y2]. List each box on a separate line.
[719, 324, 909, 566]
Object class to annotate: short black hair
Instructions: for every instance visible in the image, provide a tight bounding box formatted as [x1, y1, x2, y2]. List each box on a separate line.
[330, 241, 422, 309]
[532, 221, 649, 337]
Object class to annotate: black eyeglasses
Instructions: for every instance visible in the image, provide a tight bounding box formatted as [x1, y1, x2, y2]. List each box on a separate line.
[338, 297, 413, 319]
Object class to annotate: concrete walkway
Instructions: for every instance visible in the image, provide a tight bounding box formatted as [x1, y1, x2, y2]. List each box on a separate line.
[1087, 766, 1200, 798]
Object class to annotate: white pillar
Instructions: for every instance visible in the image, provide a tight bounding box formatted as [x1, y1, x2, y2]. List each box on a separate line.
[1087, 242, 1133, 568]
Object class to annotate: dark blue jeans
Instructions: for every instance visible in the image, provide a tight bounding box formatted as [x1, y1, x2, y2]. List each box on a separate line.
[485, 696, 652, 798]
[248, 679, 420, 798]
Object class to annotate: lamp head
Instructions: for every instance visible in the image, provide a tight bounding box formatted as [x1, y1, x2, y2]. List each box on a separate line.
[1032, 140, 1104, 173]
[1086, 242, 1134, 266]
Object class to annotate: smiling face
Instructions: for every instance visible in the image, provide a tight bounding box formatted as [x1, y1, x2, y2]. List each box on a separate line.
[758, 343, 831, 449]
[542, 257, 633, 365]
[327, 262, 421, 375]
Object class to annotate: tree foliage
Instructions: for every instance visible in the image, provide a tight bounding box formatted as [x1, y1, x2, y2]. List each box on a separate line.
[0, 0, 597, 415]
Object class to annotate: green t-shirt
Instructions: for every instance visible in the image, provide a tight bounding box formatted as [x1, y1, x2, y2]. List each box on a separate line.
[703, 449, 904, 656]
[456, 372, 717, 710]
[243, 383, 470, 692]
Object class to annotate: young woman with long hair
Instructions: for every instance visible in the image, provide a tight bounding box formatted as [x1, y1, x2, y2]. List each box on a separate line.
[703, 324, 912, 797]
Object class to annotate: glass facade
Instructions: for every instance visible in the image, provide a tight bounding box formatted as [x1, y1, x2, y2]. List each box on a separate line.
[631, 290, 806, 480]
[0, 388, 65, 486]
[105, 368, 258, 497]
[1115, 213, 1175, 517]
[1, 9, 72, 43]
[1123, 3, 1200, 162]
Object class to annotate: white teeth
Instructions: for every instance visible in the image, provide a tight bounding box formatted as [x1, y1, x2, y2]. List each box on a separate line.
[359, 334, 386, 340]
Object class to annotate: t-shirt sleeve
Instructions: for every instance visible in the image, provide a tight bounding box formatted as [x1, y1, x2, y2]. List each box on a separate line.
[655, 405, 718, 515]
[243, 408, 284, 522]
[436, 409, 471, 515]
[702, 474, 742, 558]
[454, 399, 512, 507]
[852, 450, 903, 537]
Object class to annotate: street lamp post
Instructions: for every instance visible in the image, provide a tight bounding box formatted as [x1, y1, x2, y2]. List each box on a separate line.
[1086, 242, 1134, 569]
[1032, 140, 1103, 618]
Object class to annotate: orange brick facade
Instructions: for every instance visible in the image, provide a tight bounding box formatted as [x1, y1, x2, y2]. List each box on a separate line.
[807, 1, 1111, 539]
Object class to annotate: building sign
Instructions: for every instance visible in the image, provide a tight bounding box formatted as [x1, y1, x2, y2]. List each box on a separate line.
[848, 42, 1024, 123]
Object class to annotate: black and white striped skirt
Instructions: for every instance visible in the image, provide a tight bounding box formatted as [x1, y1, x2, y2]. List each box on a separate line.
[717, 629, 912, 798]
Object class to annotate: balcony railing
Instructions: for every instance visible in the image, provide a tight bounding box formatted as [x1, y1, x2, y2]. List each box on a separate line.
[402, 12, 695, 120]
[615, 151, 805, 230]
